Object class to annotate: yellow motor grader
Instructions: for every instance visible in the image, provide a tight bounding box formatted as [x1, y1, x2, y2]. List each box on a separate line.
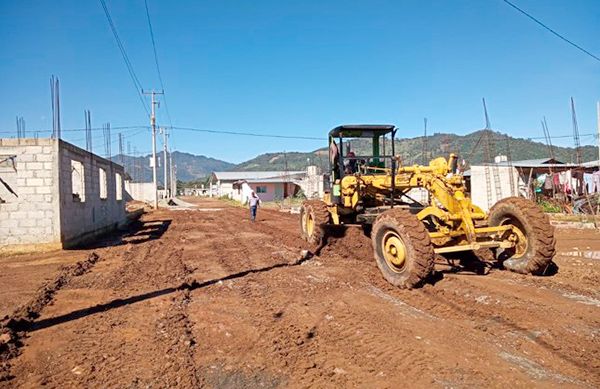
[300, 125, 555, 288]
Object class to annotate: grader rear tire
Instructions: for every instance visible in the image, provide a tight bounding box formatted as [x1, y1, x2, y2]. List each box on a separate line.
[488, 197, 555, 275]
[372, 208, 435, 289]
[300, 200, 330, 246]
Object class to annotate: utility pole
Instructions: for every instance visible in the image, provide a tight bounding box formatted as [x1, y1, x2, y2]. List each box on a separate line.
[422, 118, 428, 165]
[597, 101, 600, 169]
[170, 153, 175, 197]
[143, 90, 163, 209]
[161, 127, 169, 198]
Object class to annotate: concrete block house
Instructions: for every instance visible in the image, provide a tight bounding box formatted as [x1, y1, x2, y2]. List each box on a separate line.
[0, 138, 127, 250]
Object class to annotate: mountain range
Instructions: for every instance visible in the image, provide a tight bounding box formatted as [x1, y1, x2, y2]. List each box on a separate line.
[118, 130, 599, 183]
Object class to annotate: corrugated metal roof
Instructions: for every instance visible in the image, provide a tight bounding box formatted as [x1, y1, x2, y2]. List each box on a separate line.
[212, 171, 305, 181]
[581, 160, 600, 168]
[497, 158, 563, 167]
[462, 158, 598, 176]
[246, 177, 302, 184]
[471, 158, 565, 168]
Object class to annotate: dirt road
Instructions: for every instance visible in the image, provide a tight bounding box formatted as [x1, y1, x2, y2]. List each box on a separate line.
[1, 198, 599, 388]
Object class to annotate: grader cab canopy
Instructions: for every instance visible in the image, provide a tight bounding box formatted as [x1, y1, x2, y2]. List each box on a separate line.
[328, 125, 397, 182]
[328, 124, 395, 138]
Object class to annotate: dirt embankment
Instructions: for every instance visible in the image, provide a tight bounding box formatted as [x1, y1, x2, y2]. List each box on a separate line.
[0, 198, 598, 388]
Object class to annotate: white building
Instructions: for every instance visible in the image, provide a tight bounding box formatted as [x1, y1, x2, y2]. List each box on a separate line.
[466, 158, 572, 211]
[210, 167, 326, 203]
[210, 171, 305, 202]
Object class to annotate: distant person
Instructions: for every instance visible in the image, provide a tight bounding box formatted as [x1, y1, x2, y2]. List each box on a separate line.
[249, 191, 261, 222]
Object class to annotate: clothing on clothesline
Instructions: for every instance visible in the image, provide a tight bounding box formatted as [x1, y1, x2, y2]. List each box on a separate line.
[544, 174, 554, 190]
[559, 171, 572, 194]
[552, 173, 560, 188]
[558, 171, 567, 186]
[592, 171, 600, 193]
[584, 173, 594, 194]
[572, 171, 584, 195]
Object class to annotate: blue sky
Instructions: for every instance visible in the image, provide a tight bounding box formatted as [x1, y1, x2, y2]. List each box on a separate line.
[1, 0, 599, 163]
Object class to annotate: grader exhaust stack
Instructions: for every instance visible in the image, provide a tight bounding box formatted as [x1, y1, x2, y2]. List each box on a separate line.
[300, 125, 555, 288]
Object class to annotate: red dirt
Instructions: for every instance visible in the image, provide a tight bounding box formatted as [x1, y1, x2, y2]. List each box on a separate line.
[1, 197, 599, 388]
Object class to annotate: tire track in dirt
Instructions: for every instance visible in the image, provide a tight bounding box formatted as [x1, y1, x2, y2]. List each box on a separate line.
[151, 267, 201, 386]
[431, 274, 600, 384]
[3, 213, 203, 387]
[184, 209, 483, 385]
[163, 207, 315, 387]
[292, 214, 597, 387]
[0, 252, 100, 382]
[354, 252, 598, 386]
[116, 211, 202, 387]
[182, 206, 323, 386]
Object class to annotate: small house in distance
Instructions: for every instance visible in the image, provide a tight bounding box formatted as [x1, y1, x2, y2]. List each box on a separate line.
[210, 171, 305, 203]
[0, 138, 127, 251]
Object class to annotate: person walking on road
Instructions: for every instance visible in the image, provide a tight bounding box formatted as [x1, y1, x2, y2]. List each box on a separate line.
[249, 191, 261, 222]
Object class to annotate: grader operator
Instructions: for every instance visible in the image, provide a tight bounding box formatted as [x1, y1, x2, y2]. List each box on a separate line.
[300, 125, 555, 288]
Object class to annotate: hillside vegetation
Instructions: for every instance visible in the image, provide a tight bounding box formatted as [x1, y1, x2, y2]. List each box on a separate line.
[119, 130, 598, 182]
[234, 130, 598, 172]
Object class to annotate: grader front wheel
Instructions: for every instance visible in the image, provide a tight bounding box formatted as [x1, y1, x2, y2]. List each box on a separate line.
[488, 197, 556, 275]
[300, 200, 330, 246]
[372, 208, 435, 289]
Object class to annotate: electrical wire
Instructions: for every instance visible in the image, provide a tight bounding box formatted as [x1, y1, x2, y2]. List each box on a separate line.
[169, 126, 326, 140]
[144, 0, 174, 129]
[502, 0, 600, 63]
[0, 126, 148, 135]
[1, 126, 595, 142]
[69, 128, 149, 151]
[99, 0, 150, 116]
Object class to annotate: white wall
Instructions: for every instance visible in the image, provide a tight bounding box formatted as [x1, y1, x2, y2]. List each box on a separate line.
[125, 181, 156, 203]
[470, 165, 524, 211]
[237, 182, 254, 204]
[218, 182, 234, 198]
[298, 165, 325, 199]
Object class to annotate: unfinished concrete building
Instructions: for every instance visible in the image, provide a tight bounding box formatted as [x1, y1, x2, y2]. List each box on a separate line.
[0, 138, 127, 250]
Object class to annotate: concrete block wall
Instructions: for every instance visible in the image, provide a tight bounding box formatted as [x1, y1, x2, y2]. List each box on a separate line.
[124, 181, 156, 203]
[58, 141, 126, 246]
[0, 138, 61, 245]
[470, 165, 524, 211]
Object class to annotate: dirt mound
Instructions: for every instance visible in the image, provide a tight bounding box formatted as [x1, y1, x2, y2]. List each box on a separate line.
[318, 225, 373, 261]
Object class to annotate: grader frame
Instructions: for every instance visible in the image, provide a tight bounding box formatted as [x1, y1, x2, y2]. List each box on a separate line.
[300, 125, 555, 288]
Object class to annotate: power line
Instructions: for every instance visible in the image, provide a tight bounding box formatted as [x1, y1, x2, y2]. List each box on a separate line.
[99, 0, 150, 116]
[502, 0, 600, 63]
[144, 0, 174, 129]
[170, 126, 326, 140]
[1, 125, 596, 142]
[0, 125, 147, 134]
[70, 128, 149, 147]
[528, 133, 596, 140]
